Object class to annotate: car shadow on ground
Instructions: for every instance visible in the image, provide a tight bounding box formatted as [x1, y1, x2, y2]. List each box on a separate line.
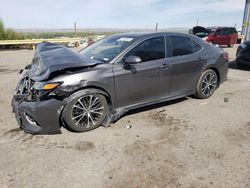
[229, 61, 250, 71]
[114, 97, 188, 122]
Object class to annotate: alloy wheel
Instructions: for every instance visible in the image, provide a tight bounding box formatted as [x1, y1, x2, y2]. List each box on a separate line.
[201, 72, 217, 97]
[71, 95, 104, 128]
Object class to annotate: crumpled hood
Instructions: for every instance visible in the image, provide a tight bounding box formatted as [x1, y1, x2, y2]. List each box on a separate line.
[29, 42, 98, 81]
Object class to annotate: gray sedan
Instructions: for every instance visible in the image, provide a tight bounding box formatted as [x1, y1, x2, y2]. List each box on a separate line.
[12, 32, 229, 134]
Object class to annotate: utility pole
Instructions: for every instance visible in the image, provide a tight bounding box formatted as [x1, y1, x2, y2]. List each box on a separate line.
[196, 18, 199, 26]
[155, 22, 158, 32]
[74, 22, 77, 36]
[242, 0, 250, 41]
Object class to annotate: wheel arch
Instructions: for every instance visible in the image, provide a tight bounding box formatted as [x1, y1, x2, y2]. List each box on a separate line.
[61, 87, 110, 132]
[205, 66, 221, 86]
[64, 86, 113, 106]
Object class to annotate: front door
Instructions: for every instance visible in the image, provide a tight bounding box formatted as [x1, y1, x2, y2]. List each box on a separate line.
[113, 36, 171, 108]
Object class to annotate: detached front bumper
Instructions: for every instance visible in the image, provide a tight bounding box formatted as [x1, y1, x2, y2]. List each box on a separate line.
[12, 95, 65, 134]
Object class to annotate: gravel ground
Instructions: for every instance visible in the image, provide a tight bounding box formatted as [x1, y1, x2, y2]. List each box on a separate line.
[0, 45, 249, 188]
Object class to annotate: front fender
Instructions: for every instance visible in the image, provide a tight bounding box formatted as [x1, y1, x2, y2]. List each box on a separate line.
[63, 88, 111, 104]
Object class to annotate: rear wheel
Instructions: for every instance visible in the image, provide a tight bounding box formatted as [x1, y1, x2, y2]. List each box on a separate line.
[63, 93, 108, 132]
[195, 69, 218, 99]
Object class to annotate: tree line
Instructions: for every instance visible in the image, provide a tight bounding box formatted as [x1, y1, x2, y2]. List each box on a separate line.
[0, 19, 24, 40]
[0, 19, 114, 40]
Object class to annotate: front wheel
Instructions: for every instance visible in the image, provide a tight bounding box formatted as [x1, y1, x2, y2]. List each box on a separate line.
[63, 93, 108, 132]
[195, 69, 218, 99]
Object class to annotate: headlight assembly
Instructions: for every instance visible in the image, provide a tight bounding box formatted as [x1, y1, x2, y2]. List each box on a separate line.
[33, 82, 63, 90]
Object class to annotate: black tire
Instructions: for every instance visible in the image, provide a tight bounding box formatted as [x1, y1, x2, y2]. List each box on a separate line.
[63, 92, 108, 132]
[195, 69, 218, 99]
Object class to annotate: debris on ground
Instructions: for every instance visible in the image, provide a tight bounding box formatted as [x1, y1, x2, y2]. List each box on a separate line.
[224, 97, 229, 103]
[126, 125, 132, 129]
[159, 109, 166, 113]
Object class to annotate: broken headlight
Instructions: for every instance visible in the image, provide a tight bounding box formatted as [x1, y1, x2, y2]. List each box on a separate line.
[33, 82, 63, 91]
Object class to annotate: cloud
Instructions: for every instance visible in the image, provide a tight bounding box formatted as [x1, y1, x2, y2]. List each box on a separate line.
[0, 0, 245, 28]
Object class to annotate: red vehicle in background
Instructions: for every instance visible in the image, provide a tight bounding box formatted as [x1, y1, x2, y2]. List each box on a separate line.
[87, 38, 95, 46]
[192, 26, 238, 47]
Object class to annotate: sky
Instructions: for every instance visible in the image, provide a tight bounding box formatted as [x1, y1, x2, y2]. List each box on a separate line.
[0, 0, 246, 29]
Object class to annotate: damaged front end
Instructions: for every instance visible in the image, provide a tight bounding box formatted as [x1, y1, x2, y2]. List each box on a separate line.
[12, 42, 122, 134]
[11, 42, 99, 134]
[12, 69, 65, 134]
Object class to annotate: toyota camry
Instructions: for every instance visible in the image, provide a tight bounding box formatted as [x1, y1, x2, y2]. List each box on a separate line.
[12, 32, 229, 134]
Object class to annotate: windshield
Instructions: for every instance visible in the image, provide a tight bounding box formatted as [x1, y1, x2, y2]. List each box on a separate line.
[79, 35, 135, 63]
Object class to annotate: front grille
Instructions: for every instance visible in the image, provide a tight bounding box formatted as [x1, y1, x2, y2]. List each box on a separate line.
[15, 76, 40, 101]
[31, 89, 39, 101]
[16, 76, 34, 95]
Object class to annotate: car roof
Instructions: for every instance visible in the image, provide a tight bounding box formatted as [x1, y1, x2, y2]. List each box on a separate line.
[207, 26, 235, 30]
[111, 32, 192, 40]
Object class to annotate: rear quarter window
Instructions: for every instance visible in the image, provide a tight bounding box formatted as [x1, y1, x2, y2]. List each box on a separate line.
[170, 36, 193, 56]
[193, 40, 202, 53]
[230, 28, 237, 34]
[169, 36, 202, 57]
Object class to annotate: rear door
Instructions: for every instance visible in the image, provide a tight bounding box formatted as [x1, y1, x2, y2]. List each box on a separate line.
[166, 35, 205, 96]
[229, 28, 238, 45]
[113, 36, 170, 108]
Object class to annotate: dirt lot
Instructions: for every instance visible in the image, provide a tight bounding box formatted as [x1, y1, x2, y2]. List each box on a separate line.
[0, 45, 249, 188]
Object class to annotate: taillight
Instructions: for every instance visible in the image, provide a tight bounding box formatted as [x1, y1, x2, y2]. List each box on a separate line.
[223, 52, 229, 62]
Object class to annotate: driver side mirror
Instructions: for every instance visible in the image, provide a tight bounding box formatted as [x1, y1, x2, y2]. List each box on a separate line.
[124, 56, 142, 65]
[123, 56, 142, 69]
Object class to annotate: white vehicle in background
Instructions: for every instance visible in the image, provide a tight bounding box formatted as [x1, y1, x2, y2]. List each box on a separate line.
[68, 41, 76, 48]
[68, 40, 88, 48]
[96, 35, 106, 41]
[237, 28, 242, 35]
[79, 39, 88, 48]
[237, 28, 244, 44]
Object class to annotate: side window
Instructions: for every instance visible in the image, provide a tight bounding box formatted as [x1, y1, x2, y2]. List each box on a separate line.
[193, 40, 202, 53]
[230, 28, 237, 34]
[216, 29, 221, 35]
[170, 36, 193, 56]
[218, 29, 230, 35]
[123, 36, 165, 62]
[224, 29, 231, 35]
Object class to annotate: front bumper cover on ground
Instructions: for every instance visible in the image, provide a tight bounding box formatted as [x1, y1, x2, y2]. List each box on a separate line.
[12, 95, 65, 134]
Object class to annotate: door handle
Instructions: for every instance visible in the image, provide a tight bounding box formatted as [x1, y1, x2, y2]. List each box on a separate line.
[161, 64, 170, 69]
